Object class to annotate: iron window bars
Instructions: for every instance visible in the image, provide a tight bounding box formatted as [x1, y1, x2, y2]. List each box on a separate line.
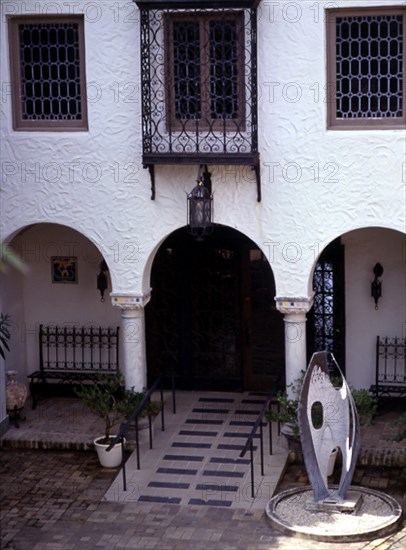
[327, 8, 405, 129]
[8, 15, 87, 131]
[135, 0, 260, 200]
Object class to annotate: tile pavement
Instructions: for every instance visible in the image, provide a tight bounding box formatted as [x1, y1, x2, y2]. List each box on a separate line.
[1, 448, 405, 549]
[104, 391, 287, 510]
[0, 391, 405, 549]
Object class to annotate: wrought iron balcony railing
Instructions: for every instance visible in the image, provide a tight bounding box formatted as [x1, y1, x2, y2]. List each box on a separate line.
[135, 0, 261, 200]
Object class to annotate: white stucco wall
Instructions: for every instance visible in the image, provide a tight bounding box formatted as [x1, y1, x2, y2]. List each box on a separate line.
[343, 228, 406, 389]
[1, 0, 404, 298]
[0, 0, 405, 394]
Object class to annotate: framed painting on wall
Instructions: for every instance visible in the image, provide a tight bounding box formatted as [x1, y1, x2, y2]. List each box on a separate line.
[51, 256, 78, 284]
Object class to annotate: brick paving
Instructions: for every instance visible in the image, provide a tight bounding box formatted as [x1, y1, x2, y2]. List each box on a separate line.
[1, 394, 405, 549]
[0, 448, 405, 549]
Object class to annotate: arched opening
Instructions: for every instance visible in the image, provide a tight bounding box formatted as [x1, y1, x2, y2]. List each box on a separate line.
[146, 226, 284, 391]
[307, 237, 345, 371]
[307, 227, 405, 389]
[1, 223, 120, 384]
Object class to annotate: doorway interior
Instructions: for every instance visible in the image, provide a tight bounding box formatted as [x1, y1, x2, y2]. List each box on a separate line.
[146, 226, 285, 391]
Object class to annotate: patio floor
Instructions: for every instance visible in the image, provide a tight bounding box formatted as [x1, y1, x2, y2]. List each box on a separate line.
[0, 391, 405, 549]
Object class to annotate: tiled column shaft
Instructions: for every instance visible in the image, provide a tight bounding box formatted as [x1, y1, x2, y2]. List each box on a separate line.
[276, 297, 313, 398]
[111, 292, 151, 390]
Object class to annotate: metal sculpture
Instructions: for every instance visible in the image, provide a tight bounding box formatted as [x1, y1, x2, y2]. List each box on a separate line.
[298, 351, 361, 511]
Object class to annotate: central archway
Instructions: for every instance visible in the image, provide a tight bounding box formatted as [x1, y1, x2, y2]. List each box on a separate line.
[146, 226, 284, 391]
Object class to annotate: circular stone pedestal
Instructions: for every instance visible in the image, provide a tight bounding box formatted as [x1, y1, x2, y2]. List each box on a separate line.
[266, 486, 402, 542]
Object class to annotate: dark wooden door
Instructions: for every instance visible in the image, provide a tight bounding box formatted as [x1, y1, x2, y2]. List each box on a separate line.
[146, 227, 284, 390]
[243, 247, 285, 390]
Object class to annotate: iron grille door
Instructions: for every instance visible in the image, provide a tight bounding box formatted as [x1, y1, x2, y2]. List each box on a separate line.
[307, 239, 346, 372]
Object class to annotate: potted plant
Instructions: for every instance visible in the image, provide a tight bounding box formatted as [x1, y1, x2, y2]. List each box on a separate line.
[266, 372, 303, 451]
[351, 388, 377, 425]
[119, 387, 161, 419]
[75, 371, 125, 468]
[119, 387, 162, 442]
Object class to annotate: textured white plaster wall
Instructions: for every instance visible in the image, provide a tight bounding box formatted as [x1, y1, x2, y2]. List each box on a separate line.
[1, 225, 121, 381]
[342, 228, 405, 389]
[0, 1, 405, 392]
[1, 0, 404, 301]
[256, 0, 406, 296]
[1, 0, 149, 294]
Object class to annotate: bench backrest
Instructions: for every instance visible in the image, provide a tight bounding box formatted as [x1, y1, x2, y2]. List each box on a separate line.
[39, 324, 120, 372]
[376, 336, 406, 385]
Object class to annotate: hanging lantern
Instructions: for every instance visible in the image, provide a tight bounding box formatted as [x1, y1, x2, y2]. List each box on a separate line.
[97, 260, 108, 302]
[371, 262, 383, 310]
[187, 165, 213, 241]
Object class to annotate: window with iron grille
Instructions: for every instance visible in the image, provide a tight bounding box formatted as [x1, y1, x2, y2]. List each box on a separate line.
[8, 16, 87, 131]
[327, 8, 405, 129]
[166, 13, 245, 130]
[136, 1, 260, 199]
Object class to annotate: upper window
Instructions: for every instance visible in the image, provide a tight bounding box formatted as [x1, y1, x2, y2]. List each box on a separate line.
[165, 13, 245, 130]
[136, 2, 259, 200]
[8, 15, 87, 131]
[327, 8, 405, 129]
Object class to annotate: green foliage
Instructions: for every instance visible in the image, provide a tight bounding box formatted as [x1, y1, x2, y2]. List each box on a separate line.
[351, 388, 378, 421]
[0, 313, 11, 360]
[265, 372, 378, 440]
[75, 372, 161, 444]
[265, 391, 300, 439]
[118, 388, 161, 420]
[75, 372, 124, 443]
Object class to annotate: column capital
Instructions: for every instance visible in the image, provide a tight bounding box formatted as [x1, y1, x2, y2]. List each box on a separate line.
[275, 296, 313, 315]
[111, 290, 151, 310]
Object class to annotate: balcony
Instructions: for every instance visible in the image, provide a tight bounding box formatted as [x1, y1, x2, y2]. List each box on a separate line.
[136, 0, 261, 199]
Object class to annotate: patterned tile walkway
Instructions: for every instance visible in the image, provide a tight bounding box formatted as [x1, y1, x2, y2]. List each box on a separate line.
[104, 391, 287, 510]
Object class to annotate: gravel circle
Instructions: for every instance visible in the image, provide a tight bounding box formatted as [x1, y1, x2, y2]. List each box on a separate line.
[266, 486, 403, 541]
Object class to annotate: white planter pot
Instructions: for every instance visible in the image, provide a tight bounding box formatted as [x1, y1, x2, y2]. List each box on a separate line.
[327, 448, 338, 477]
[94, 436, 125, 468]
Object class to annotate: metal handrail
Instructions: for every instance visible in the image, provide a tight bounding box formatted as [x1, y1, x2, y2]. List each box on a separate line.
[239, 382, 279, 499]
[107, 374, 176, 491]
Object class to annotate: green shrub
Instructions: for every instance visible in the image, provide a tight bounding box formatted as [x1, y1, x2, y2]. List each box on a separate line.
[75, 372, 161, 444]
[75, 372, 124, 444]
[266, 372, 378, 439]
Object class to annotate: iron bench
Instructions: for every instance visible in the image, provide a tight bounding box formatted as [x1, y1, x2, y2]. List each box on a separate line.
[369, 336, 406, 400]
[28, 324, 120, 408]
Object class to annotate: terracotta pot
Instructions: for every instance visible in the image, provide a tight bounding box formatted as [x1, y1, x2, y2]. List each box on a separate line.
[6, 370, 27, 412]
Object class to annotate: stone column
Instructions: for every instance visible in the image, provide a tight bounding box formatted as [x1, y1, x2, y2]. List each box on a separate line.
[275, 297, 313, 398]
[111, 291, 151, 391]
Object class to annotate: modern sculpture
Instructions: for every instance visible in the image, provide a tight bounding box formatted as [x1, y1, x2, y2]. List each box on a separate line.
[298, 351, 361, 510]
[266, 351, 402, 541]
